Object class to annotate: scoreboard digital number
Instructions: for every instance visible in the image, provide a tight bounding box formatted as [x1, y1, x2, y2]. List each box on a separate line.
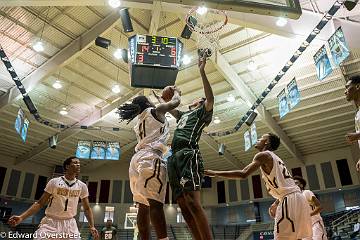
[129, 35, 183, 68]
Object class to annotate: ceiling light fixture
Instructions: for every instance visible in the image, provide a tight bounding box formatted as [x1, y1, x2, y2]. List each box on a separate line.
[52, 80, 62, 89]
[59, 107, 68, 115]
[227, 94, 235, 102]
[33, 7, 50, 53]
[214, 116, 221, 124]
[108, 0, 121, 8]
[112, 84, 121, 93]
[33, 41, 44, 52]
[113, 48, 123, 60]
[247, 60, 258, 71]
[182, 55, 191, 65]
[276, 17, 288, 27]
[196, 6, 208, 15]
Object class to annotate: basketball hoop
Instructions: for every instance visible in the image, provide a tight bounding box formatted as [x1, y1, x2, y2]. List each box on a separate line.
[185, 6, 228, 55]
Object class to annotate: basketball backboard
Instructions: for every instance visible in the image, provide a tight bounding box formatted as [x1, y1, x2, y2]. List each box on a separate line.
[124, 213, 137, 229]
[166, 0, 302, 19]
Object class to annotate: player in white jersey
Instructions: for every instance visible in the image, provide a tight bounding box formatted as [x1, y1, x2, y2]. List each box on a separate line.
[293, 176, 327, 240]
[205, 133, 312, 240]
[344, 75, 360, 171]
[8, 156, 99, 240]
[117, 87, 181, 240]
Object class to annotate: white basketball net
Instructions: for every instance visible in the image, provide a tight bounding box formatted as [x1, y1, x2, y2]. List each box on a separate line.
[186, 7, 228, 53]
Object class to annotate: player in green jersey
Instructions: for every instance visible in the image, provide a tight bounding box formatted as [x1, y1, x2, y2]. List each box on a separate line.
[155, 53, 214, 240]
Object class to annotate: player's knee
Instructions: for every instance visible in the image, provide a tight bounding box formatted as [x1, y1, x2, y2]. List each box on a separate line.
[184, 196, 201, 212]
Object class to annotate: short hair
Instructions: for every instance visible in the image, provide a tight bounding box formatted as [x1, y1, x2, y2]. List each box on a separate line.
[267, 133, 280, 151]
[293, 176, 307, 188]
[63, 156, 77, 171]
[349, 75, 360, 85]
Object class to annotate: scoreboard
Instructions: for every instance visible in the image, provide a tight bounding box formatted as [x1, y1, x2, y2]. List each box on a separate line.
[129, 35, 183, 89]
[129, 35, 183, 68]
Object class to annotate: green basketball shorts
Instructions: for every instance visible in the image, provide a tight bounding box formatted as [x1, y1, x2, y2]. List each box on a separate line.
[168, 148, 204, 201]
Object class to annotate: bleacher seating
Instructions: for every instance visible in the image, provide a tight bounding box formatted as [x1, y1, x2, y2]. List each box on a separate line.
[331, 209, 360, 240]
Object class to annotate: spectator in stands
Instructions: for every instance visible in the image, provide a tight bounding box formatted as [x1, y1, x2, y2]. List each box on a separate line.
[344, 75, 360, 171]
[101, 219, 117, 240]
[350, 222, 360, 239]
[293, 176, 327, 240]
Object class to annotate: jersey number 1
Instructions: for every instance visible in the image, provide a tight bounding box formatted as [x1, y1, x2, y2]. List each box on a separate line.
[49, 197, 68, 211]
[64, 199, 68, 211]
[139, 120, 146, 139]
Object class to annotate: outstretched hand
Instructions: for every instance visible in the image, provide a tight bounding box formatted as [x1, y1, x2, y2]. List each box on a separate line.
[90, 227, 99, 240]
[152, 90, 165, 103]
[172, 86, 181, 96]
[8, 215, 23, 227]
[356, 159, 360, 172]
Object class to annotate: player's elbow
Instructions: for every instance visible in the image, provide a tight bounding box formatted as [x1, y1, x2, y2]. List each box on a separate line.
[37, 202, 45, 209]
[171, 97, 181, 108]
[235, 170, 247, 179]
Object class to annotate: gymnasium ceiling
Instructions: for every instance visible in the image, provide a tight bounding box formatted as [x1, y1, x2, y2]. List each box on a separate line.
[0, 0, 359, 172]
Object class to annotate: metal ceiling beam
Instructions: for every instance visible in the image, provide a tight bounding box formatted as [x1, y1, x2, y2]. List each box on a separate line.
[201, 134, 244, 168]
[1, 1, 359, 49]
[0, 11, 120, 111]
[149, 1, 162, 35]
[212, 52, 304, 163]
[14, 89, 142, 165]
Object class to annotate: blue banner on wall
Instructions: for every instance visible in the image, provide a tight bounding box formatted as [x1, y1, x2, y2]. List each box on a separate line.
[75, 140, 91, 159]
[105, 142, 121, 160]
[277, 89, 290, 119]
[14, 108, 24, 135]
[91, 141, 106, 160]
[287, 78, 301, 109]
[328, 27, 350, 66]
[313, 45, 333, 80]
[21, 118, 29, 143]
[14, 108, 29, 143]
[244, 130, 251, 151]
[250, 124, 257, 146]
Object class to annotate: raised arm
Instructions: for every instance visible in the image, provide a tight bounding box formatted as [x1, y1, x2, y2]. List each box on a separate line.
[205, 152, 270, 179]
[153, 88, 182, 120]
[8, 192, 51, 226]
[199, 56, 214, 112]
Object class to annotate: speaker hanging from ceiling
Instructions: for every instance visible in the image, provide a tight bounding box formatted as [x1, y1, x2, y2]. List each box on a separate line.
[119, 8, 134, 32]
[95, 37, 111, 49]
[344, 0, 359, 11]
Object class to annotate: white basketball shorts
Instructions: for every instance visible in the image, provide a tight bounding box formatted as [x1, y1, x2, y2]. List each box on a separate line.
[33, 216, 81, 240]
[274, 191, 312, 240]
[303, 220, 328, 240]
[129, 149, 167, 206]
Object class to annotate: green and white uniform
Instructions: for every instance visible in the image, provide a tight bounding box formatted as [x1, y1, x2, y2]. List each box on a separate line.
[101, 226, 117, 240]
[168, 104, 212, 201]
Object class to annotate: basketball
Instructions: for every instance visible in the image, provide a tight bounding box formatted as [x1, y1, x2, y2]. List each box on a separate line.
[161, 86, 174, 102]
